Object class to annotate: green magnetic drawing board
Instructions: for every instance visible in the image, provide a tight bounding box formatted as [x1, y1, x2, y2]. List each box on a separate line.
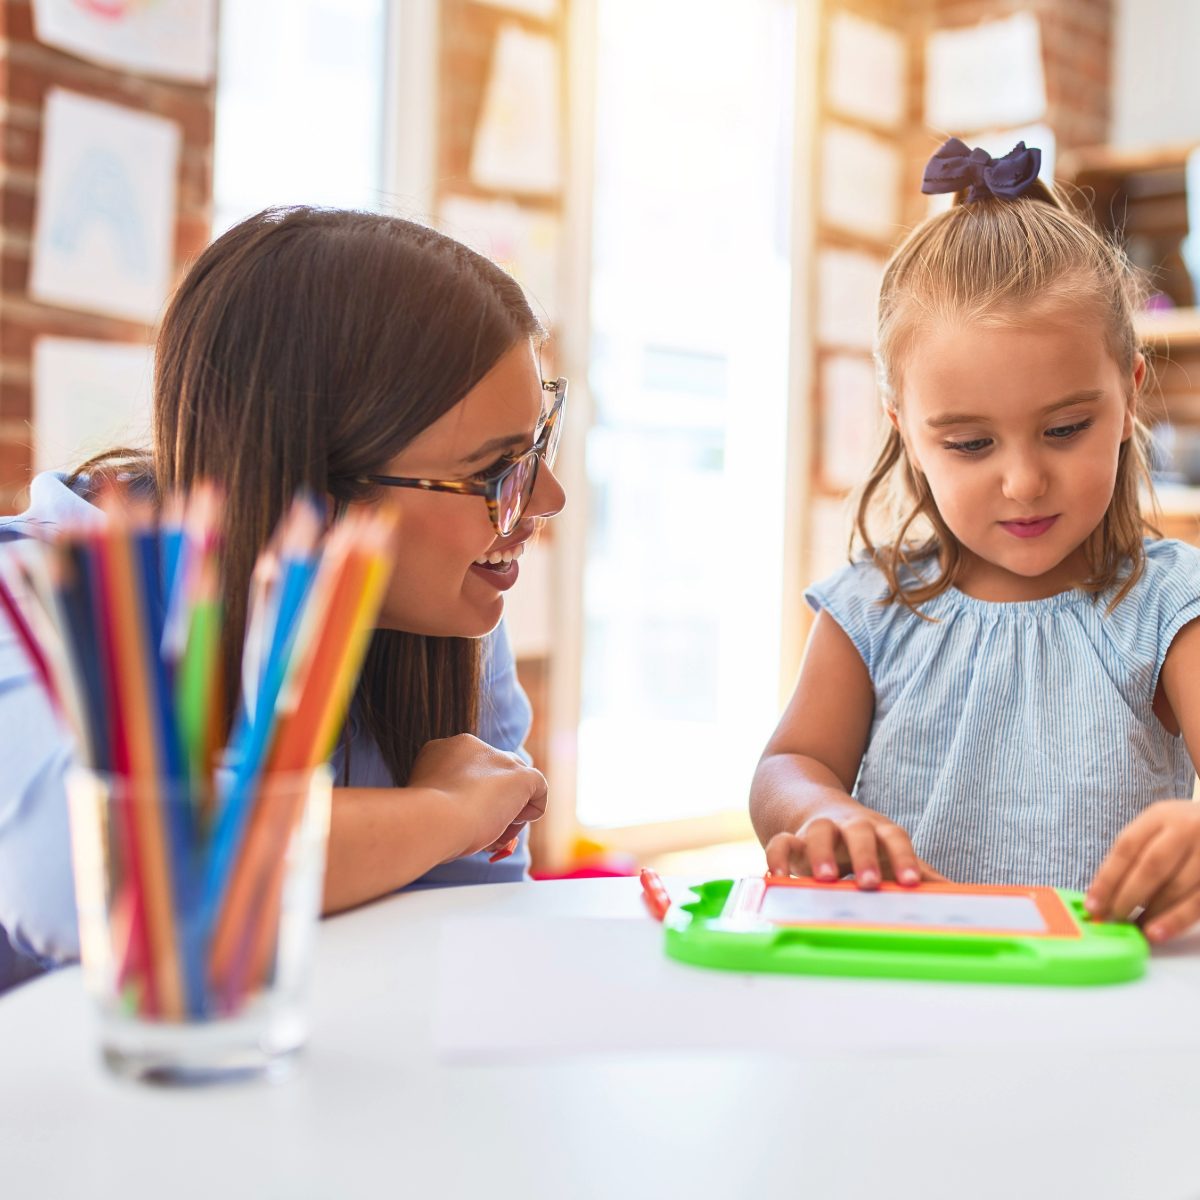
[663, 877, 1147, 986]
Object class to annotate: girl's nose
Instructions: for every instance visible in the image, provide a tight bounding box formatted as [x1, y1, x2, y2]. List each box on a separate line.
[1000, 454, 1048, 505]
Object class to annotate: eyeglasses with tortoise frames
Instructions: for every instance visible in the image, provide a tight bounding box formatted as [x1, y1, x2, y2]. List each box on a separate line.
[362, 377, 566, 537]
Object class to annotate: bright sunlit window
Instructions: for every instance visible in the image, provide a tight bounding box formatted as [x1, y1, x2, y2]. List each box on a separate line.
[577, 0, 796, 829]
[213, 0, 387, 233]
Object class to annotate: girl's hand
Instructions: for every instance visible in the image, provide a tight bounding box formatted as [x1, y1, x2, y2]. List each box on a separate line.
[1085, 801, 1200, 943]
[765, 804, 947, 888]
[407, 733, 548, 861]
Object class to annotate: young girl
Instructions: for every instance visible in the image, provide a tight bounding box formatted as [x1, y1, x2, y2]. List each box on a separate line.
[0, 207, 565, 990]
[750, 139, 1200, 944]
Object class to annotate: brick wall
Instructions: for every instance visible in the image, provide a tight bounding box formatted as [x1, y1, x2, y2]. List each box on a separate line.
[0, 0, 214, 512]
[915, 0, 1112, 149]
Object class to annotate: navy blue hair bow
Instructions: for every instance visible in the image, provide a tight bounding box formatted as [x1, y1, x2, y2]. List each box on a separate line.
[921, 137, 1042, 203]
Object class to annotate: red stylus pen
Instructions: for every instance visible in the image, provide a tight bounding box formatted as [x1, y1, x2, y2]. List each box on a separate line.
[639, 868, 671, 921]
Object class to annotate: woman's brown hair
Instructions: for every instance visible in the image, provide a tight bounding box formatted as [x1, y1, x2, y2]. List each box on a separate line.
[856, 178, 1155, 611]
[77, 206, 541, 785]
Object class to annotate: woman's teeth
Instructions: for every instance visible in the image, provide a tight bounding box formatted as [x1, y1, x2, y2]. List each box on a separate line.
[474, 542, 525, 567]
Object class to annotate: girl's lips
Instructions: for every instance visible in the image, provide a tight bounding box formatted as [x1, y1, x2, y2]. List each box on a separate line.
[1000, 515, 1058, 539]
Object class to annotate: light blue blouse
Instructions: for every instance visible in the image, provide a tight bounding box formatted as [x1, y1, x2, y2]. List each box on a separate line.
[0, 473, 534, 993]
[806, 540, 1200, 891]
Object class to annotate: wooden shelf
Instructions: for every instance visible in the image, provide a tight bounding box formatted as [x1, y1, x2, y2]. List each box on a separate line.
[1136, 307, 1200, 352]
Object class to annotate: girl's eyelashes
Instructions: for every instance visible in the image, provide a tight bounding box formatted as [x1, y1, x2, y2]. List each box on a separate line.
[941, 418, 1095, 457]
[1044, 418, 1094, 440]
[942, 436, 992, 455]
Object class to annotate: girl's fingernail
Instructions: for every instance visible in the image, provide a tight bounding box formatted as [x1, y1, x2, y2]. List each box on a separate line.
[900, 868, 919, 885]
[859, 869, 878, 887]
[817, 864, 836, 880]
[1083, 894, 1098, 914]
[1146, 924, 1166, 942]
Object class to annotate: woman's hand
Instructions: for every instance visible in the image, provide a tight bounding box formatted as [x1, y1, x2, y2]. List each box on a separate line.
[408, 733, 548, 861]
[765, 802, 947, 888]
[1085, 800, 1200, 943]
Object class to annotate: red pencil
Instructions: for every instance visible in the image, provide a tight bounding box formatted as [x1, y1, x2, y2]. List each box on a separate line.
[640, 867, 671, 921]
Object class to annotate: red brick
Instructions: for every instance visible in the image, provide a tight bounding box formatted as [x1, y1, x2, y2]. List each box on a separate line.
[0, 438, 31, 499]
[0, 379, 31, 422]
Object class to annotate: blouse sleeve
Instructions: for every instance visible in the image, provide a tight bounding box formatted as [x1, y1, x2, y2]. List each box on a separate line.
[0, 610, 81, 990]
[803, 561, 888, 676]
[1149, 540, 1200, 693]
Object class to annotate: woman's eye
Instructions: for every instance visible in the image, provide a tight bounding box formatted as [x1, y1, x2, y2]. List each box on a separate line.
[1045, 419, 1094, 441]
[475, 453, 518, 481]
[942, 437, 992, 455]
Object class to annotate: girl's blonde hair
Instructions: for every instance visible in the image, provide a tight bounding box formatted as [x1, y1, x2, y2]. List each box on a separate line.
[855, 177, 1155, 611]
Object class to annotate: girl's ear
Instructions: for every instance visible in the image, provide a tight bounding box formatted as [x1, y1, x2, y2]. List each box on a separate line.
[1123, 352, 1146, 441]
[885, 402, 923, 474]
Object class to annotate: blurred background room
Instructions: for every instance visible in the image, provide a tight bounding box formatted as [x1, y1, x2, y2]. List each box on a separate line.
[2, 0, 1199, 879]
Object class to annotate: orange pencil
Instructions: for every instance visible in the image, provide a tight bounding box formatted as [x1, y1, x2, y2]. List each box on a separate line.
[210, 517, 393, 995]
[102, 513, 185, 1020]
[640, 868, 672, 921]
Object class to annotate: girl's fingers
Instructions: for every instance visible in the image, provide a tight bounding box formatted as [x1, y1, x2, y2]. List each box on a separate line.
[840, 818, 882, 889]
[917, 858, 949, 883]
[873, 822, 921, 887]
[1086, 813, 1164, 918]
[1140, 855, 1200, 923]
[765, 832, 805, 877]
[1143, 888, 1200, 944]
[801, 819, 841, 882]
[1104, 831, 1187, 923]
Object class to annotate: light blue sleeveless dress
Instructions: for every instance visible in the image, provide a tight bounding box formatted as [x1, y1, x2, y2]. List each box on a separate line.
[805, 539, 1200, 890]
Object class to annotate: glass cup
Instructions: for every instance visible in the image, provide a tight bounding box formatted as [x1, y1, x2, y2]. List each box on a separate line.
[65, 765, 332, 1085]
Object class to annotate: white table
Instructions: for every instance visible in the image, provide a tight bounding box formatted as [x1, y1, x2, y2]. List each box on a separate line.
[2, 877, 1199, 1200]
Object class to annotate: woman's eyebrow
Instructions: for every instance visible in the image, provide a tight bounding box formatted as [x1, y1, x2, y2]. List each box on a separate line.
[924, 391, 1103, 430]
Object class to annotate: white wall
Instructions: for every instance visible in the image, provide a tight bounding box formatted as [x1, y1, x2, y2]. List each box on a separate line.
[1111, 0, 1200, 147]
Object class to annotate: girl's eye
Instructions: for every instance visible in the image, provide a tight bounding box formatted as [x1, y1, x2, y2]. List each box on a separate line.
[1045, 419, 1094, 441]
[942, 437, 992, 456]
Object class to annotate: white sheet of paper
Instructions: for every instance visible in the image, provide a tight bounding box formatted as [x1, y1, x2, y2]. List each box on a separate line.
[472, 0, 558, 18]
[470, 25, 561, 195]
[438, 194, 561, 322]
[434, 915, 1200, 1061]
[32, 0, 215, 84]
[925, 13, 1046, 133]
[32, 337, 153, 473]
[827, 11, 905, 129]
[817, 249, 884, 350]
[32, 89, 181, 324]
[821, 354, 882, 492]
[820, 125, 901, 242]
[758, 886, 1048, 932]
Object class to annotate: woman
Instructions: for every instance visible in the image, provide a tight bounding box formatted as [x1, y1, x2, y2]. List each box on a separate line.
[0, 206, 566, 991]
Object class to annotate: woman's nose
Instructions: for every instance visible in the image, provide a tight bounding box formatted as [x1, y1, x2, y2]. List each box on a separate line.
[529, 461, 566, 520]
